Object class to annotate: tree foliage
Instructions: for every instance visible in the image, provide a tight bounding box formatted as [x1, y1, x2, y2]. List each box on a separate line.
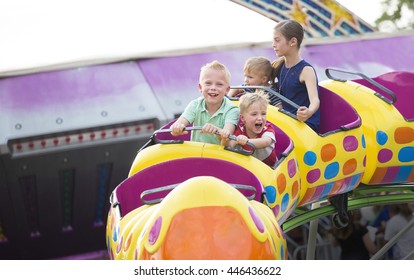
[376, 0, 414, 30]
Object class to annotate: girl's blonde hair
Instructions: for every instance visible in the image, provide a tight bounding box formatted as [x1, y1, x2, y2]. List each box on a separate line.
[244, 57, 277, 86]
[200, 60, 231, 85]
[239, 90, 269, 114]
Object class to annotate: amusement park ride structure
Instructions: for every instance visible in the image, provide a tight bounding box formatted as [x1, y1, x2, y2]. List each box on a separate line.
[105, 67, 414, 260]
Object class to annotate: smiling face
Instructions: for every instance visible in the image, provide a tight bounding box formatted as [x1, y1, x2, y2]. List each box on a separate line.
[240, 102, 268, 138]
[198, 68, 230, 108]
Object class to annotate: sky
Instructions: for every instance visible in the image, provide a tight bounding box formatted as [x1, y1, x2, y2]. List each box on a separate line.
[0, 0, 384, 75]
[336, 0, 383, 26]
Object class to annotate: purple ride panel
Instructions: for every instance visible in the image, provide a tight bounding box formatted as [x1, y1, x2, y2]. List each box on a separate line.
[0, 62, 166, 144]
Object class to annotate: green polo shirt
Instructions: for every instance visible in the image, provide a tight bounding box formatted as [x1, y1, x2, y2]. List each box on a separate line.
[181, 97, 240, 144]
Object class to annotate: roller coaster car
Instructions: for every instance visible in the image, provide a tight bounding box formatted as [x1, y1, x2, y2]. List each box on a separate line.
[106, 69, 414, 259]
[248, 83, 365, 228]
[106, 120, 297, 259]
[107, 83, 359, 259]
[282, 69, 414, 232]
[321, 69, 414, 185]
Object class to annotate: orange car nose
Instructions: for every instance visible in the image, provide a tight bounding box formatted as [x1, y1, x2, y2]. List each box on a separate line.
[141, 206, 275, 260]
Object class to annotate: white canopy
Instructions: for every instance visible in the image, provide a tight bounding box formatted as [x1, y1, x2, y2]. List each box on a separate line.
[0, 0, 277, 75]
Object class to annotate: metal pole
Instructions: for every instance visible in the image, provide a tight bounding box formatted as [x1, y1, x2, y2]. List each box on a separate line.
[403, 249, 414, 260]
[371, 217, 414, 260]
[306, 202, 320, 260]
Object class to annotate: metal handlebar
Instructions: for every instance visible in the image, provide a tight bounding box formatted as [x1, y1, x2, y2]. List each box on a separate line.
[230, 85, 301, 110]
[140, 183, 258, 205]
[325, 68, 397, 104]
[152, 126, 256, 156]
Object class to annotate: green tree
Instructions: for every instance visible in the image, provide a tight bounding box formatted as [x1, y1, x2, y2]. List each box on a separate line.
[376, 0, 414, 30]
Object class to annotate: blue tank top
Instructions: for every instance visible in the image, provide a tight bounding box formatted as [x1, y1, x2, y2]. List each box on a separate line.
[274, 60, 320, 132]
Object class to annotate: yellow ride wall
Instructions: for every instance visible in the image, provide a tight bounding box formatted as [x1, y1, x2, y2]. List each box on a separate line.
[128, 141, 301, 223]
[265, 105, 366, 207]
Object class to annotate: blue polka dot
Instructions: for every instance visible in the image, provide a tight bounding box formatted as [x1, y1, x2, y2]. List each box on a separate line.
[281, 193, 290, 212]
[376, 131, 388, 145]
[112, 225, 119, 242]
[265, 186, 277, 204]
[398, 147, 414, 162]
[324, 162, 339, 180]
[304, 151, 317, 166]
[362, 134, 366, 148]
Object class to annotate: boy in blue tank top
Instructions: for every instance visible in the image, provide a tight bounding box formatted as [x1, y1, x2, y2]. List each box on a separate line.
[271, 20, 320, 133]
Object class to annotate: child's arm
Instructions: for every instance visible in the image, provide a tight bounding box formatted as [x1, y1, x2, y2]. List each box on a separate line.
[235, 135, 274, 149]
[227, 88, 244, 97]
[219, 123, 237, 146]
[202, 123, 235, 146]
[297, 66, 320, 122]
[170, 117, 190, 136]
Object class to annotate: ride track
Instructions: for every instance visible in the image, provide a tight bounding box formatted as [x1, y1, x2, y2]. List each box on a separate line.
[106, 68, 414, 260]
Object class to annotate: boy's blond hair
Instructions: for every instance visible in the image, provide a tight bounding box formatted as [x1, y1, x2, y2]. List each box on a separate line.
[199, 60, 231, 85]
[243, 57, 275, 85]
[239, 90, 270, 114]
